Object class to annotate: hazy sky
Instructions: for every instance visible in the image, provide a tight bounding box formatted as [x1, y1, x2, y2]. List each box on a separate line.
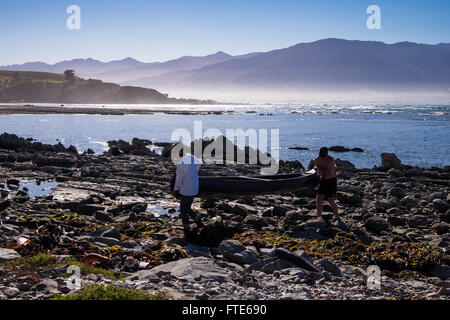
[1, 0, 449, 65]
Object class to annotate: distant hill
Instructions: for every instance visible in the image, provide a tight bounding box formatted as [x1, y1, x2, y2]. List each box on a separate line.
[438, 43, 450, 51]
[0, 51, 261, 84]
[125, 39, 450, 91]
[2, 39, 449, 103]
[0, 70, 214, 104]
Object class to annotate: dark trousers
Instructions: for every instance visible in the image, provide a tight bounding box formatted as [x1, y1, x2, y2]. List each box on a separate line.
[180, 195, 197, 225]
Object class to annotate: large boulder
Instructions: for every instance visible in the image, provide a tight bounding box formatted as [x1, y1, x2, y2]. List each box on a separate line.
[335, 158, 355, 169]
[107, 139, 131, 154]
[274, 248, 320, 272]
[380, 153, 402, 170]
[0, 248, 21, 263]
[129, 257, 232, 283]
[329, 146, 350, 152]
[196, 219, 226, 247]
[217, 240, 259, 265]
[317, 258, 342, 277]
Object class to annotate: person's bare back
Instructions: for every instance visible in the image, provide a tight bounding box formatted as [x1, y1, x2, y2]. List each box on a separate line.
[314, 155, 336, 180]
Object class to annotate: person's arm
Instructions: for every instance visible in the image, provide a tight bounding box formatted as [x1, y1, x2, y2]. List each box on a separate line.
[314, 158, 324, 177]
[172, 164, 183, 196]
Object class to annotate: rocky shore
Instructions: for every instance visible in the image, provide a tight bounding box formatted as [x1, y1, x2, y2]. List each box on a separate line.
[0, 132, 449, 300]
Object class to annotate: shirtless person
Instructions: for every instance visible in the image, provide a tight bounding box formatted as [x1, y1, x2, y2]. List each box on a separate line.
[314, 147, 340, 220]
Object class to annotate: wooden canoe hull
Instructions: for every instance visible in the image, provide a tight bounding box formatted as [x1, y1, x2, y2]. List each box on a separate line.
[198, 171, 319, 195]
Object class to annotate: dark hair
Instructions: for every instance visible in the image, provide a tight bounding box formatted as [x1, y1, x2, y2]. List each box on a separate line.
[319, 146, 328, 157]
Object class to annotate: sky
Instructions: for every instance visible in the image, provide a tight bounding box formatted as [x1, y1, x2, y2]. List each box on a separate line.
[0, 0, 449, 65]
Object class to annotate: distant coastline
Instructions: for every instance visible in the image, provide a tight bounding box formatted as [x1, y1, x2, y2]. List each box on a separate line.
[0, 70, 217, 105]
[0, 104, 228, 115]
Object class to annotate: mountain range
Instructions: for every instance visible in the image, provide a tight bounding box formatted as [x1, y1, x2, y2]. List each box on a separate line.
[2, 39, 450, 103]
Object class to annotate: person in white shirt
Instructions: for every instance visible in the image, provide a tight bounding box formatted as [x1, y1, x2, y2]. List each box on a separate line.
[171, 149, 203, 232]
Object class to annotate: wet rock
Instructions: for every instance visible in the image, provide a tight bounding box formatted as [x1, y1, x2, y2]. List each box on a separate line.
[434, 223, 450, 235]
[329, 146, 350, 152]
[432, 199, 449, 213]
[232, 203, 258, 216]
[217, 240, 259, 265]
[131, 203, 147, 213]
[33, 154, 77, 168]
[429, 192, 445, 201]
[336, 192, 362, 206]
[374, 200, 392, 212]
[407, 215, 429, 228]
[288, 146, 309, 151]
[6, 178, 20, 185]
[0, 199, 12, 212]
[107, 139, 131, 154]
[364, 217, 392, 233]
[272, 206, 289, 217]
[317, 258, 342, 277]
[404, 167, 423, 177]
[87, 228, 121, 241]
[243, 214, 267, 230]
[401, 196, 418, 208]
[388, 216, 407, 227]
[388, 168, 403, 177]
[429, 264, 450, 280]
[440, 211, 450, 223]
[0, 248, 21, 263]
[106, 204, 124, 216]
[197, 219, 226, 247]
[94, 236, 121, 246]
[259, 258, 296, 274]
[380, 153, 401, 170]
[0, 224, 20, 236]
[78, 204, 104, 215]
[108, 145, 122, 156]
[129, 257, 232, 283]
[274, 248, 320, 272]
[95, 211, 113, 222]
[390, 187, 406, 198]
[335, 159, 355, 169]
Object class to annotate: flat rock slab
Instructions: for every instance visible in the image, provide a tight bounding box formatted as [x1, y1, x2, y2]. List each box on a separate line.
[0, 248, 21, 263]
[274, 248, 321, 273]
[129, 257, 232, 283]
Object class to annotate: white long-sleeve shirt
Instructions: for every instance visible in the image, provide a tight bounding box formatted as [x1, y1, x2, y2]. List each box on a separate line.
[174, 154, 202, 196]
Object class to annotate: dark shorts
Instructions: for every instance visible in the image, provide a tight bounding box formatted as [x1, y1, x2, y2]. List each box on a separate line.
[318, 177, 337, 198]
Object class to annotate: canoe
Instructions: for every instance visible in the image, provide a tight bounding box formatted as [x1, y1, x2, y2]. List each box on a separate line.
[198, 170, 319, 195]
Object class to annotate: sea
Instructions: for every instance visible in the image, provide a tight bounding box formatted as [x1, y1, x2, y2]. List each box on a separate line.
[0, 103, 449, 169]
